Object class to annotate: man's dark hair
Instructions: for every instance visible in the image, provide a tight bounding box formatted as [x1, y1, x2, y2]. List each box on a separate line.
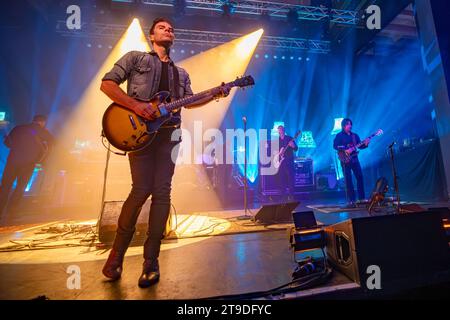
[33, 115, 47, 123]
[149, 17, 173, 36]
[341, 118, 352, 129]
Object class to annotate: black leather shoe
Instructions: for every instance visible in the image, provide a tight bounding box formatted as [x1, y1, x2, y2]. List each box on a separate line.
[102, 249, 124, 281]
[138, 259, 160, 288]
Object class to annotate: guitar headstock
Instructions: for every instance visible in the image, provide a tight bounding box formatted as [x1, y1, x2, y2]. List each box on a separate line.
[294, 130, 302, 139]
[376, 129, 384, 136]
[232, 75, 255, 88]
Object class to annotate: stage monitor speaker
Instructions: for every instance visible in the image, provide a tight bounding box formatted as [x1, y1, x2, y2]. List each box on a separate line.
[254, 202, 299, 224]
[325, 211, 450, 292]
[98, 200, 173, 245]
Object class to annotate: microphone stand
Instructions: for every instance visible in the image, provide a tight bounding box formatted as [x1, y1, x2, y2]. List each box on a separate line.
[388, 142, 401, 214]
[238, 117, 251, 220]
[96, 132, 126, 234]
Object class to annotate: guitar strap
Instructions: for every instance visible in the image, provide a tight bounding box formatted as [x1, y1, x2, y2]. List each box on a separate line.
[351, 133, 357, 159]
[172, 64, 180, 100]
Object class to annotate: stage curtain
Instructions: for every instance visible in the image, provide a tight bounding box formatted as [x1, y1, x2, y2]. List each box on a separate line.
[375, 139, 448, 202]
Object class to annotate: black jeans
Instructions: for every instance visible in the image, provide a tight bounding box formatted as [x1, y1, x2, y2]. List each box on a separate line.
[0, 158, 35, 216]
[276, 159, 295, 196]
[113, 128, 180, 260]
[342, 159, 365, 202]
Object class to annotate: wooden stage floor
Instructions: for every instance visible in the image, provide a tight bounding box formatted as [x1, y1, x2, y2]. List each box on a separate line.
[0, 202, 448, 300]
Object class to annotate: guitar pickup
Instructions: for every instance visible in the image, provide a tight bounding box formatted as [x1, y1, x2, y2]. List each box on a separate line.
[128, 115, 137, 130]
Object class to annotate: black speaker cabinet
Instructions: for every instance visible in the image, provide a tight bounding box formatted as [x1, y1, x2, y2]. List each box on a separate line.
[325, 211, 450, 291]
[254, 202, 299, 224]
[98, 200, 173, 245]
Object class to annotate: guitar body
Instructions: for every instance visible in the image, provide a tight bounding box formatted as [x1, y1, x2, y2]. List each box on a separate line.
[337, 146, 356, 164]
[337, 129, 384, 164]
[102, 91, 176, 152]
[273, 131, 301, 170]
[101, 76, 255, 152]
[273, 148, 285, 169]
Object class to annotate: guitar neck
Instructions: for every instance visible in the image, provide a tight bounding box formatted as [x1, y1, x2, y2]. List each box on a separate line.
[160, 82, 232, 112]
[355, 132, 377, 149]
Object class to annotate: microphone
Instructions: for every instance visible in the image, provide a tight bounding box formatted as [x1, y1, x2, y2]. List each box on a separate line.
[242, 116, 247, 123]
[388, 141, 396, 148]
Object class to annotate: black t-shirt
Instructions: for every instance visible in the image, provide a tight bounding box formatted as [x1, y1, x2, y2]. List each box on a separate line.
[158, 61, 169, 92]
[279, 135, 298, 160]
[158, 61, 181, 126]
[333, 131, 367, 161]
[4, 123, 54, 165]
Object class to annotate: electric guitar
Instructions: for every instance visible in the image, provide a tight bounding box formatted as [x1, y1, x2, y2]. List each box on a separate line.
[337, 129, 383, 164]
[102, 75, 255, 152]
[273, 130, 301, 169]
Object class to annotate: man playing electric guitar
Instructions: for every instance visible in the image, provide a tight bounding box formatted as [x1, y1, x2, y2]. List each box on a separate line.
[100, 17, 230, 288]
[276, 125, 298, 200]
[333, 118, 369, 207]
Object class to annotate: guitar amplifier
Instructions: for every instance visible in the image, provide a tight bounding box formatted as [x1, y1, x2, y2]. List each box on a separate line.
[260, 158, 314, 195]
[98, 200, 174, 245]
[294, 158, 314, 187]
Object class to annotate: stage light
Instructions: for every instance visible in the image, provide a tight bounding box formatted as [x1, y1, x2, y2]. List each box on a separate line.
[281, 56, 286, 60]
[119, 18, 150, 55]
[290, 56, 294, 60]
[274, 55, 278, 59]
[221, 2, 236, 17]
[235, 29, 264, 60]
[299, 131, 317, 148]
[87, 43, 91, 48]
[306, 57, 310, 61]
[264, 54, 269, 59]
[176, 29, 263, 188]
[271, 121, 284, 136]
[181, 49, 185, 54]
[190, 50, 195, 54]
[331, 117, 344, 135]
[55, 17, 151, 214]
[255, 54, 259, 58]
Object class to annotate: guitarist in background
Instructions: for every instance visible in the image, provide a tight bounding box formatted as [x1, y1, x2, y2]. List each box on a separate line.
[100, 17, 230, 288]
[333, 118, 369, 207]
[276, 125, 298, 200]
[0, 115, 53, 222]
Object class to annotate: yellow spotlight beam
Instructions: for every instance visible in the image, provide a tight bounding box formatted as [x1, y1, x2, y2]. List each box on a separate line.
[177, 28, 263, 132]
[54, 18, 151, 209]
[54, 23, 262, 214]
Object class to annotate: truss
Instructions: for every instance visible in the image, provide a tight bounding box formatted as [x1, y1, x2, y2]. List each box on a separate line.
[138, 0, 359, 25]
[55, 20, 331, 54]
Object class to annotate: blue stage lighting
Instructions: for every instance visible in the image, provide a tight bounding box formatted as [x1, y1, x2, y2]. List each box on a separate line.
[271, 121, 285, 137]
[299, 131, 317, 148]
[331, 117, 344, 135]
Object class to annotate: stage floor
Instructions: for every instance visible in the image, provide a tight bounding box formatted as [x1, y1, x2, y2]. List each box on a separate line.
[0, 201, 448, 300]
